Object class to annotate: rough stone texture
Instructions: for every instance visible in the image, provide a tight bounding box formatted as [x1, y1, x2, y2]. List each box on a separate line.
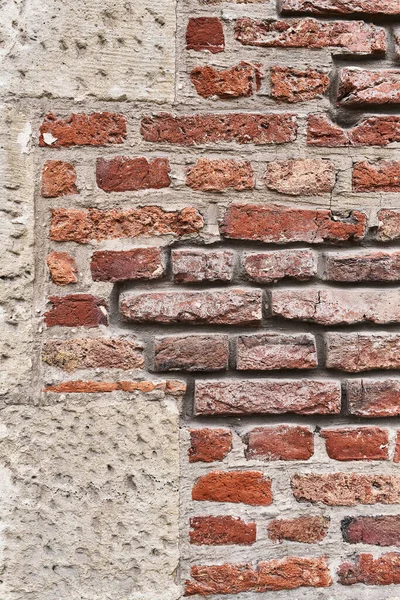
[46, 251, 78, 286]
[172, 250, 234, 283]
[190, 62, 262, 98]
[186, 158, 254, 192]
[195, 380, 341, 415]
[268, 517, 330, 543]
[321, 427, 389, 461]
[189, 428, 232, 463]
[265, 159, 335, 196]
[378, 209, 400, 241]
[347, 379, 400, 417]
[189, 516, 256, 546]
[154, 335, 229, 372]
[326, 332, 400, 372]
[44, 294, 108, 328]
[271, 67, 330, 103]
[338, 553, 400, 586]
[96, 157, 170, 192]
[90, 248, 165, 282]
[308, 114, 400, 147]
[281, 0, 400, 14]
[243, 250, 317, 283]
[342, 516, 400, 547]
[192, 471, 273, 506]
[353, 160, 400, 192]
[41, 160, 78, 198]
[338, 68, 400, 106]
[186, 17, 225, 53]
[39, 112, 127, 147]
[244, 425, 314, 460]
[236, 333, 318, 370]
[324, 250, 400, 282]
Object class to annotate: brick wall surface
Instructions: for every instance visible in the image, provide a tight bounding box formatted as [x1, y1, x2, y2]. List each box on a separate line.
[3, 0, 400, 597]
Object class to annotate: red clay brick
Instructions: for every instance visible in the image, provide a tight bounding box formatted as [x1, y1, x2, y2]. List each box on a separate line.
[189, 428, 232, 463]
[326, 333, 400, 372]
[44, 295, 108, 328]
[342, 516, 400, 547]
[192, 471, 272, 505]
[321, 427, 389, 461]
[155, 335, 229, 372]
[191, 62, 262, 98]
[271, 66, 330, 103]
[308, 114, 400, 147]
[46, 251, 78, 286]
[172, 249, 234, 283]
[268, 516, 330, 543]
[347, 379, 400, 418]
[353, 160, 400, 192]
[265, 159, 335, 195]
[338, 68, 400, 107]
[186, 158, 254, 192]
[90, 248, 164, 282]
[195, 379, 341, 415]
[324, 250, 400, 281]
[190, 516, 256, 545]
[186, 18, 224, 53]
[96, 157, 170, 192]
[394, 433, 400, 463]
[221, 204, 366, 244]
[236, 333, 317, 370]
[39, 112, 127, 147]
[50, 207, 204, 243]
[141, 112, 297, 145]
[41, 161, 78, 198]
[244, 425, 314, 460]
[339, 553, 400, 586]
[378, 209, 400, 241]
[281, 0, 400, 14]
[243, 250, 316, 283]
[44, 380, 184, 394]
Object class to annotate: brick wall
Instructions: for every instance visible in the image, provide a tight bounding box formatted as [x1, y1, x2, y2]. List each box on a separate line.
[34, 0, 400, 597]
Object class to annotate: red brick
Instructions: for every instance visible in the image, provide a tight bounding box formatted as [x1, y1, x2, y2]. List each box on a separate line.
[96, 157, 170, 192]
[120, 289, 262, 325]
[378, 209, 400, 241]
[141, 112, 297, 145]
[292, 473, 400, 506]
[41, 161, 77, 198]
[243, 250, 316, 283]
[172, 249, 234, 283]
[338, 553, 400, 586]
[39, 112, 127, 147]
[46, 251, 77, 286]
[281, 0, 400, 14]
[268, 516, 329, 543]
[338, 68, 400, 107]
[394, 433, 400, 463]
[185, 558, 332, 595]
[342, 516, 400, 547]
[236, 333, 317, 370]
[221, 204, 366, 244]
[190, 516, 256, 545]
[265, 159, 335, 195]
[353, 160, 400, 192]
[189, 428, 232, 463]
[244, 425, 314, 460]
[191, 62, 262, 98]
[195, 380, 341, 415]
[44, 380, 185, 395]
[50, 207, 204, 243]
[186, 17, 224, 53]
[90, 248, 164, 282]
[235, 18, 386, 55]
[326, 333, 400, 372]
[308, 114, 400, 147]
[186, 158, 254, 192]
[271, 66, 330, 103]
[192, 471, 272, 505]
[347, 380, 400, 418]
[154, 335, 229, 372]
[44, 294, 108, 328]
[321, 427, 389, 461]
[272, 289, 400, 325]
[324, 250, 400, 282]
[42, 338, 144, 371]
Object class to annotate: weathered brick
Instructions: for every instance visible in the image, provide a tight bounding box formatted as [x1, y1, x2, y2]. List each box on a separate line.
[190, 516, 256, 546]
[185, 558, 332, 595]
[268, 516, 330, 543]
[342, 516, 400, 547]
[192, 471, 272, 506]
[90, 248, 164, 282]
[44, 294, 108, 328]
[353, 160, 400, 192]
[96, 157, 170, 192]
[195, 380, 341, 415]
[154, 335, 229, 372]
[41, 160, 78, 198]
[378, 209, 400, 241]
[191, 62, 262, 98]
[272, 289, 400, 325]
[50, 207, 204, 243]
[292, 473, 400, 506]
[44, 380, 185, 395]
[141, 113, 297, 145]
[326, 333, 400, 372]
[46, 251, 78, 286]
[281, 0, 400, 15]
[186, 18, 224, 53]
[42, 338, 144, 371]
[321, 427, 389, 461]
[339, 553, 400, 586]
[39, 112, 127, 147]
[338, 68, 400, 107]
[189, 428, 232, 463]
[347, 380, 400, 418]
[244, 425, 314, 460]
[235, 18, 385, 55]
[324, 250, 400, 282]
[172, 249, 234, 283]
[120, 289, 262, 325]
[308, 114, 400, 147]
[394, 433, 400, 463]
[186, 158, 254, 192]
[236, 333, 317, 370]
[265, 159, 335, 195]
[271, 66, 330, 103]
[243, 250, 316, 283]
[221, 205, 366, 244]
